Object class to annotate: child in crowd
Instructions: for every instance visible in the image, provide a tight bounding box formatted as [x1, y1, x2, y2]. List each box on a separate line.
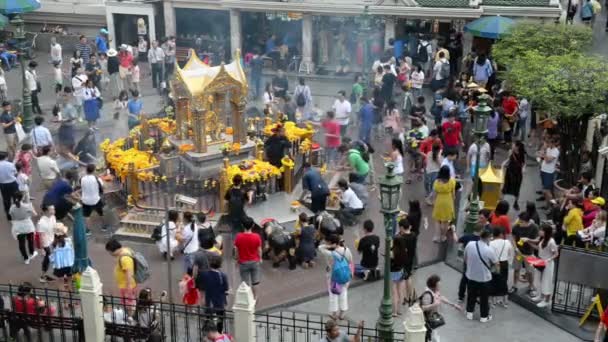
[37, 204, 57, 283]
[49, 224, 75, 293]
[14, 143, 34, 176]
[15, 163, 30, 202]
[179, 273, 199, 306]
[131, 60, 141, 93]
[114, 90, 129, 120]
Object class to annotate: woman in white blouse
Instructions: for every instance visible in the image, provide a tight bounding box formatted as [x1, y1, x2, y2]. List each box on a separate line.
[82, 79, 101, 129]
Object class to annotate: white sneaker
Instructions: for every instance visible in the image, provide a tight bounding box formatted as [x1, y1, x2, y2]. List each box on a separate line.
[537, 301, 549, 308]
[466, 312, 474, 320]
[530, 296, 542, 302]
[30, 251, 38, 260]
[24, 258, 30, 265]
[480, 315, 493, 323]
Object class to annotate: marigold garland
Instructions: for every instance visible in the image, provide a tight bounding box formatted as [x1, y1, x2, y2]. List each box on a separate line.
[100, 138, 159, 181]
[226, 160, 281, 185]
[264, 121, 314, 142]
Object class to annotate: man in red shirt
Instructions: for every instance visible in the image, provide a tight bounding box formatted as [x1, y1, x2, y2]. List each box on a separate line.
[234, 217, 262, 299]
[501, 91, 519, 142]
[441, 113, 463, 150]
[419, 129, 443, 155]
[321, 111, 341, 168]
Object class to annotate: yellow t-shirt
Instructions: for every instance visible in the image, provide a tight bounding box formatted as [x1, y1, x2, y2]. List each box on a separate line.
[115, 249, 136, 289]
[206, 246, 223, 256]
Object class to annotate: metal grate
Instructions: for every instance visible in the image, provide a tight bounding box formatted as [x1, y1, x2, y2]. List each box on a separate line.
[254, 311, 406, 341]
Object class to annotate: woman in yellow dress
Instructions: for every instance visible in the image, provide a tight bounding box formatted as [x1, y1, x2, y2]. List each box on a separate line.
[432, 165, 456, 242]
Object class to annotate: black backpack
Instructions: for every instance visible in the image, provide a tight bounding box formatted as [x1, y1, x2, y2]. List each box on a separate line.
[296, 91, 306, 107]
[150, 225, 162, 241]
[417, 43, 429, 63]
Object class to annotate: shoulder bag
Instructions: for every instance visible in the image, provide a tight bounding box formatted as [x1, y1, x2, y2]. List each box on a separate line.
[418, 290, 445, 329]
[476, 241, 497, 274]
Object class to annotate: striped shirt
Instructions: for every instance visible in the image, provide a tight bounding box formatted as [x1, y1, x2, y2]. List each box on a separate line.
[75, 42, 92, 65]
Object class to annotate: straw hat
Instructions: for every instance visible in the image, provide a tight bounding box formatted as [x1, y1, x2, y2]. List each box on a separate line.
[107, 48, 117, 57]
[478, 87, 488, 93]
[467, 82, 479, 89]
[54, 223, 68, 236]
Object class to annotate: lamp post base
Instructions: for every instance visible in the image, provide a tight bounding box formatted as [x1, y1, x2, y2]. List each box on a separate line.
[377, 296, 394, 341]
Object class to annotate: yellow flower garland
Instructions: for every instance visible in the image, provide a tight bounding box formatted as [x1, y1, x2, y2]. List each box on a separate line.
[264, 121, 315, 142]
[226, 160, 281, 185]
[101, 138, 159, 180]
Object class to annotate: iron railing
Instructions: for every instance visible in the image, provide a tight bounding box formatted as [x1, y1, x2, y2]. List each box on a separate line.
[102, 294, 234, 342]
[0, 284, 84, 342]
[255, 311, 406, 342]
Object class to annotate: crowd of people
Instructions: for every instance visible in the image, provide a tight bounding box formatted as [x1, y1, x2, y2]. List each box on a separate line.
[0, 21, 607, 342]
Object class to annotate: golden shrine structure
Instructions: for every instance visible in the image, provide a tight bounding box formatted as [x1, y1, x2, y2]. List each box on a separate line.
[106, 49, 315, 240]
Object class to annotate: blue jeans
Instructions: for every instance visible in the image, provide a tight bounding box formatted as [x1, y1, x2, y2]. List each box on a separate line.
[424, 171, 438, 197]
[359, 124, 371, 144]
[326, 147, 338, 166]
[251, 74, 261, 99]
[354, 264, 375, 278]
[183, 253, 195, 274]
[515, 117, 527, 141]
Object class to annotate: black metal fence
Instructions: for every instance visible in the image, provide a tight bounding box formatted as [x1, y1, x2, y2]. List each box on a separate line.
[103, 294, 234, 342]
[255, 311, 406, 342]
[0, 284, 84, 342]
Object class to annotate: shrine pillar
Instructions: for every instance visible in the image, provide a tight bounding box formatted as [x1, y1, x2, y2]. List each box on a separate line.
[175, 98, 189, 140]
[301, 14, 313, 74]
[232, 99, 247, 145]
[192, 109, 207, 153]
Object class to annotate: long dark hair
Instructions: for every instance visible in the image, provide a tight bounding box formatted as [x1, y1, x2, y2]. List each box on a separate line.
[437, 165, 451, 182]
[13, 191, 23, 208]
[513, 141, 526, 162]
[408, 200, 422, 235]
[431, 142, 441, 163]
[184, 211, 195, 231]
[392, 138, 404, 157]
[494, 200, 510, 216]
[53, 234, 66, 248]
[476, 54, 487, 65]
[392, 234, 408, 266]
[540, 223, 553, 248]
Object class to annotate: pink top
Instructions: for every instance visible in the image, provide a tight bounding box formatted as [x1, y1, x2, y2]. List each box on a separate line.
[118, 52, 133, 68]
[14, 151, 33, 176]
[384, 109, 401, 132]
[131, 65, 140, 83]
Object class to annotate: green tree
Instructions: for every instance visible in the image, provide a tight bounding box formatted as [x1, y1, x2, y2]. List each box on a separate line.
[492, 22, 593, 66]
[504, 51, 608, 185]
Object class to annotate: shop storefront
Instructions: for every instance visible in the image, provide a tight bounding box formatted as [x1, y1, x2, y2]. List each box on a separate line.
[175, 8, 230, 65]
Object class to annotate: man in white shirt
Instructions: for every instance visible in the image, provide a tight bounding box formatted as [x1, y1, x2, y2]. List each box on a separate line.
[432, 51, 449, 92]
[25, 61, 42, 114]
[147, 40, 165, 90]
[539, 138, 560, 203]
[31, 116, 53, 154]
[337, 179, 363, 226]
[80, 163, 108, 231]
[463, 230, 498, 322]
[71, 68, 88, 120]
[37, 146, 60, 190]
[50, 37, 62, 65]
[332, 91, 352, 137]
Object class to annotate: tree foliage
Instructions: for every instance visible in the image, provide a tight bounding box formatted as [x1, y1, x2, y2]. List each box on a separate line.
[504, 51, 608, 118]
[492, 22, 593, 65]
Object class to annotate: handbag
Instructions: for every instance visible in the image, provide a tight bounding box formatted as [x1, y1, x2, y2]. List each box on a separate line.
[493, 240, 506, 275]
[476, 241, 498, 274]
[419, 290, 445, 329]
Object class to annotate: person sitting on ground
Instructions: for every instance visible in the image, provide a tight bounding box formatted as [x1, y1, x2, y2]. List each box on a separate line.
[336, 179, 364, 226]
[295, 212, 317, 268]
[348, 173, 369, 207]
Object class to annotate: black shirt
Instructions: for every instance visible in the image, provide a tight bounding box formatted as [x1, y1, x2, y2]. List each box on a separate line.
[225, 187, 247, 219]
[250, 57, 264, 77]
[107, 56, 119, 74]
[264, 135, 291, 168]
[85, 61, 101, 84]
[410, 104, 426, 118]
[272, 76, 288, 98]
[391, 235, 408, 272]
[381, 73, 396, 96]
[1, 111, 15, 134]
[458, 234, 480, 247]
[358, 234, 380, 269]
[512, 223, 539, 256]
[401, 232, 417, 266]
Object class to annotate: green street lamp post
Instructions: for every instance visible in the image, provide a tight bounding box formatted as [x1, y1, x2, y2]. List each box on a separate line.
[10, 15, 33, 132]
[377, 163, 402, 341]
[463, 94, 491, 234]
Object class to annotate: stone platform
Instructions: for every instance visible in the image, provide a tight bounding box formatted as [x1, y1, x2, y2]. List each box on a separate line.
[113, 189, 311, 242]
[168, 136, 256, 179]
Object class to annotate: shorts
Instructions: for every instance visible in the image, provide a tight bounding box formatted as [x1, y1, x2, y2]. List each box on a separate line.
[82, 200, 104, 217]
[540, 171, 555, 191]
[390, 271, 403, 282]
[514, 255, 534, 274]
[119, 287, 138, 308]
[53, 267, 73, 278]
[239, 261, 261, 286]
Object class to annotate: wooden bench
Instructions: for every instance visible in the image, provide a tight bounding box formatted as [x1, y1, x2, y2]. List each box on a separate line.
[105, 322, 156, 340]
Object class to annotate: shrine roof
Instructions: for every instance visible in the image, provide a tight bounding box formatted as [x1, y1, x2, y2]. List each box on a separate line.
[175, 49, 247, 96]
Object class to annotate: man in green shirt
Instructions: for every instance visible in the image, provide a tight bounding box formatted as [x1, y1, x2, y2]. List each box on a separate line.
[347, 147, 369, 184]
